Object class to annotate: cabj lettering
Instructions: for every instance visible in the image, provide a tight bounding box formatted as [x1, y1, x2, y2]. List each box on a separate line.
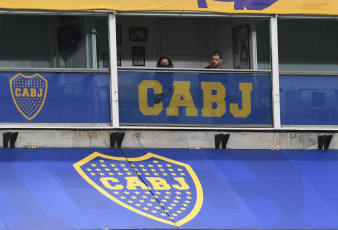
[138, 80, 252, 118]
[15, 88, 43, 97]
[100, 176, 190, 190]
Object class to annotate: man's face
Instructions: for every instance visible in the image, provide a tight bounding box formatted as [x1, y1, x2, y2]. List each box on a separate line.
[211, 55, 222, 69]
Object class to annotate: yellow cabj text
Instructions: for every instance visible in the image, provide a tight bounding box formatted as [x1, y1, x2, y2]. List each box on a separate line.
[15, 88, 43, 97]
[138, 80, 253, 118]
[101, 176, 190, 190]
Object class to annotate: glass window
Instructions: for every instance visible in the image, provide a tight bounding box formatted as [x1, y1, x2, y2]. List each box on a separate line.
[255, 20, 271, 70]
[0, 15, 108, 69]
[279, 19, 338, 72]
[116, 16, 270, 70]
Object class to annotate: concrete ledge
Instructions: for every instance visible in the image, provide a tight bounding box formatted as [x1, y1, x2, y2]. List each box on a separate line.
[1, 130, 336, 149]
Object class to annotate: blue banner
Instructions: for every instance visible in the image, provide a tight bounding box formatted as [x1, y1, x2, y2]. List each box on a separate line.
[280, 75, 338, 125]
[1, 148, 338, 229]
[0, 72, 110, 123]
[118, 71, 272, 126]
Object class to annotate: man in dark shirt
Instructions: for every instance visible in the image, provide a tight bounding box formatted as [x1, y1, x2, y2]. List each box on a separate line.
[205, 51, 222, 69]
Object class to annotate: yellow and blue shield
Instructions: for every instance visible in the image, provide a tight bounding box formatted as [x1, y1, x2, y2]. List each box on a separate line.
[10, 73, 48, 120]
[74, 152, 203, 226]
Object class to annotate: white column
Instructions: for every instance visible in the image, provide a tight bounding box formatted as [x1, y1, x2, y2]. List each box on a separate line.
[108, 13, 119, 128]
[251, 21, 257, 70]
[270, 16, 281, 129]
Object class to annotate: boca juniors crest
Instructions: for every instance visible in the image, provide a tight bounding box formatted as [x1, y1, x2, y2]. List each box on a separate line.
[10, 73, 48, 120]
[74, 152, 203, 226]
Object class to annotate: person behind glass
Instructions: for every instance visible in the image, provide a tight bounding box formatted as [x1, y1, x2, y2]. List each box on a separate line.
[205, 51, 222, 69]
[156, 55, 174, 68]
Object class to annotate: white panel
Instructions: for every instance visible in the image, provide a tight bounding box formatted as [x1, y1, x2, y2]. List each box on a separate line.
[270, 17, 281, 129]
[109, 13, 119, 128]
[160, 19, 200, 68]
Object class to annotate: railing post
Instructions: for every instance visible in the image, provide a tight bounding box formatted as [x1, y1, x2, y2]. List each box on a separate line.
[108, 13, 120, 128]
[270, 16, 281, 129]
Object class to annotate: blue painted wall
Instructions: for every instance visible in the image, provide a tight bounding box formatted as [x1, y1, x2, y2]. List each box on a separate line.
[1, 149, 338, 229]
[280, 75, 338, 125]
[1, 71, 337, 126]
[0, 72, 110, 123]
[118, 71, 272, 126]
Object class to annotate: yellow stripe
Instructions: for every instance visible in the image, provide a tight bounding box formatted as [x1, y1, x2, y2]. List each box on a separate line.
[2, 0, 338, 15]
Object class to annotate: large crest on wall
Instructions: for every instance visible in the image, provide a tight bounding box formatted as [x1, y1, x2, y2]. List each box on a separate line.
[10, 73, 48, 120]
[74, 152, 203, 226]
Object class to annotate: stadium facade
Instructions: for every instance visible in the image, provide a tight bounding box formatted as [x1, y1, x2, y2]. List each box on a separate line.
[1, 0, 338, 229]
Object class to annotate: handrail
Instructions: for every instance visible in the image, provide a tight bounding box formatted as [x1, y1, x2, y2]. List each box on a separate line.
[0, 68, 109, 73]
[117, 67, 271, 74]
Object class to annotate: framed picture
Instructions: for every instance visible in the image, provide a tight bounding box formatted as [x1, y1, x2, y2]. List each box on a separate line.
[130, 27, 147, 41]
[132, 47, 145, 66]
[232, 25, 250, 69]
[103, 54, 109, 68]
[116, 25, 121, 45]
[117, 54, 121, 67]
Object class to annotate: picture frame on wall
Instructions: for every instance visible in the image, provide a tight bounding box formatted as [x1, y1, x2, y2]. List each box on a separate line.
[130, 27, 148, 41]
[232, 25, 250, 69]
[117, 54, 121, 67]
[132, 47, 145, 66]
[116, 26, 121, 45]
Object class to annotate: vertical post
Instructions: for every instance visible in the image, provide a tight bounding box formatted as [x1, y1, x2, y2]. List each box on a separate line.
[87, 33, 97, 68]
[251, 21, 257, 70]
[270, 16, 281, 129]
[91, 34, 97, 68]
[108, 13, 119, 128]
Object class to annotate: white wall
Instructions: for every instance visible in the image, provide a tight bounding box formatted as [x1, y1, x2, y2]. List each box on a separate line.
[0, 15, 262, 70]
[160, 19, 201, 68]
[215, 18, 234, 69]
[116, 16, 245, 69]
[116, 16, 161, 68]
[0, 14, 267, 70]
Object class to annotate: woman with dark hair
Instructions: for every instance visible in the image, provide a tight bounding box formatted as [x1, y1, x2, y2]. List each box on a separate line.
[156, 55, 174, 68]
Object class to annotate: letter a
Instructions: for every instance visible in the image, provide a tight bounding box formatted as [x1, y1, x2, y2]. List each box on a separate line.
[166, 81, 198, 116]
[126, 176, 148, 190]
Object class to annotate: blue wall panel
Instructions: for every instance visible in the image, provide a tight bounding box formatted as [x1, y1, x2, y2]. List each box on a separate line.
[118, 71, 272, 126]
[1, 149, 338, 229]
[280, 75, 338, 125]
[0, 72, 110, 123]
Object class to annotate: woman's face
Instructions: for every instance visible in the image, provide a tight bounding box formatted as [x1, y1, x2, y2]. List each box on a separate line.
[160, 58, 170, 67]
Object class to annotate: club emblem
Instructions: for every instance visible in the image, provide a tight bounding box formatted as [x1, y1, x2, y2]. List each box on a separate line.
[10, 73, 48, 120]
[74, 152, 203, 226]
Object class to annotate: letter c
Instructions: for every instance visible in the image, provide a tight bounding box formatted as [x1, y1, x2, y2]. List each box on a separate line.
[15, 88, 21, 97]
[100, 177, 123, 190]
